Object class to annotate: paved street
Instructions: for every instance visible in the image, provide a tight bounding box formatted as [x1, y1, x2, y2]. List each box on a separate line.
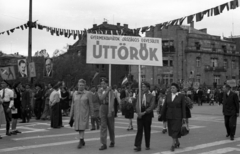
[1, 104, 240, 154]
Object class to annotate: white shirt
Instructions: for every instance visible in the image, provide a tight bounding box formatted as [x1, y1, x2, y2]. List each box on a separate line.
[0, 88, 14, 108]
[172, 92, 178, 101]
[152, 90, 156, 96]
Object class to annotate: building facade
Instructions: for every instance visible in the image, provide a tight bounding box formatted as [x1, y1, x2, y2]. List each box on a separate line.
[130, 24, 239, 88]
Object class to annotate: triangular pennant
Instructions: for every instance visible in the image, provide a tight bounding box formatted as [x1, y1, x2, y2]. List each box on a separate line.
[64, 30, 68, 37]
[230, 0, 239, 9]
[202, 9, 210, 17]
[141, 26, 149, 33]
[196, 12, 203, 22]
[60, 29, 63, 35]
[187, 14, 195, 24]
[24, 24, 28, 29]
[179, 17, 186, 25]
[7, 31, 10, 35]
[20, 25, 24, 30]
[213, 6, 220, 16]
[10, 28, 15, 33]
[56, 28, 59, 36]
[16, 26, 20, 29]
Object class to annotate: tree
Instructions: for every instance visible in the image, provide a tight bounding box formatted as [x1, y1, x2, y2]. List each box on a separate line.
[34, 49, 49, 58]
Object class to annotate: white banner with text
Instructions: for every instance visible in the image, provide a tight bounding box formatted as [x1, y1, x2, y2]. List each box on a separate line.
[87, 34, 162, 66]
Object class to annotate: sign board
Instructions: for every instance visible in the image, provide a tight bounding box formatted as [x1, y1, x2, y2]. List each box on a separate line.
[226, 79, 237, 87]
[29, 62, 36, 78]
[87, 34, 162, 66]
[0, 66, 16, 80]
[193, 82, 200, 89]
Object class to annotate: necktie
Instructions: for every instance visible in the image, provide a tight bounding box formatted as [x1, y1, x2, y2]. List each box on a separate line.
[2, 89, 5, 99]
[142, 94, 146, 106]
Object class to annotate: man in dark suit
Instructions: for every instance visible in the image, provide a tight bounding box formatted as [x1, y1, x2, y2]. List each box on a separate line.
[18, 59, 27, 78]
[222, 84, 239, 140]
[44, 58, 53, 77]
[196, 88, 203, 106]
[134, 81, 155, 151]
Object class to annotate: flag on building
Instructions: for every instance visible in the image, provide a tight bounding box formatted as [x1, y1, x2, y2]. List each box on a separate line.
[92, 71, 99, 82]
[122, 76, 128, 85]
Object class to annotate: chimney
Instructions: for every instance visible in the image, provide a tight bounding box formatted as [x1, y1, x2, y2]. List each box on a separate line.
[199, 28, 207, 34]
[117, 23, 120, 28]
[123, 24, 128, 28]
[93, 24, 97, 28]
[190, 21, 194, 28]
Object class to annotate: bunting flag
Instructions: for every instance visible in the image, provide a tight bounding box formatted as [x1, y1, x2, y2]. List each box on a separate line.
[122, 76, 128, 85]
[0, 22, 29, 36]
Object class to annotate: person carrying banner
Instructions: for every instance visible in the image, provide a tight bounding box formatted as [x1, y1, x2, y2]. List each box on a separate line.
[98, 78, 116, 150]
[134, 81, 155, 152]
[0, 80, 14, 136]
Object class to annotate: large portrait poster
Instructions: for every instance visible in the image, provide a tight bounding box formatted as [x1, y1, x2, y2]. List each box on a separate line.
[44, 58, 53, 77]
[87, 34, 162, 66]
[0, 66, 16, 80]
[29, 62, 36, 78]
[17, 59, 28, 78]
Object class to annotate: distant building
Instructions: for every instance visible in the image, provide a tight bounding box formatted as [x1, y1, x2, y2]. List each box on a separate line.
[130, 23, 239, 88]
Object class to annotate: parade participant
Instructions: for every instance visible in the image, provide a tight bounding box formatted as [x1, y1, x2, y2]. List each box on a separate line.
[11, 82, 22, 134]
[120, 86, 127, 115]
[0, 80, 14, 136]
[49, 82, 62, 129]
[60, 87, 69, 116]
[90, 86, 100, 131]
[161, 83, 186, 152]
[98, 78, 116, 150]
[69, 79, 94, 149]
[21, 84, 31, 123]
[34, 84, 44, 120]
[134, 81, 155, 152]
[0, 93, 6, 139]
[222, 84, 239, 140]
[157, 93, 167, 134]
[124, 90, 135, 131]
[41, 83, 53, 120]
[113, 85, 119, 117]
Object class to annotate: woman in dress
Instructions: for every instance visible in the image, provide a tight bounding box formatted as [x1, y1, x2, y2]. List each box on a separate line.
[49, 82, 62, 128]
[161, 83, 186, 152]
[125, 90, 135, 130]
[69, 79, 94, 149]
[60, 87, 69, 116]
[157, 93, 167, 134]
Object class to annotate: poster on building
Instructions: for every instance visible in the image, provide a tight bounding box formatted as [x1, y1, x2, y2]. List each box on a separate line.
[43, 58, 53, 77]
[29, 62, 36, 78]
[17, 59, 27, 78]
[0, 66, 16, 80]
[87, 34, 162, 66]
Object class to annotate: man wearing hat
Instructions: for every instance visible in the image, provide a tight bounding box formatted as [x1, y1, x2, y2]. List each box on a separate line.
[222, 84, 239, 140]
[98, 77, 116, 150]
[34, 84, 44, 120]
[0, 80, 14, 136]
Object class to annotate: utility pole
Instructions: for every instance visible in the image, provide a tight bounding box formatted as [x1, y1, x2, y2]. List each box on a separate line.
[28, 0, 32, 82]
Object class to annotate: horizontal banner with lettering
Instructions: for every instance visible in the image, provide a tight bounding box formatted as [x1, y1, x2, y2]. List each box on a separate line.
[87, 34, 162, 66]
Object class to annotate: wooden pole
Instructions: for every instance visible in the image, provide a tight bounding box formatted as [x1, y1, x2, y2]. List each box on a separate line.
[138, 65, 141, 111]
[28, 0, 32, 83]
[109, 64, 111, 112]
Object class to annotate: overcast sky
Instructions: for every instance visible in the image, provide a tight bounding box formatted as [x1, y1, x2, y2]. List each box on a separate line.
[0, 0, 239, 57]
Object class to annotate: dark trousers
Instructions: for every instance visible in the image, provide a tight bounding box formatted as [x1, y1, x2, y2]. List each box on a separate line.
[91, 117, 100, 129]
[34, 101, 43, 119]
[134, 114, 152, 148]
[114, 99, 118, 117]
[197, 97, 202, 106]
[2, 102, 11, 133]
[22, 108, 30, 122]
[224, 115, 237, 137]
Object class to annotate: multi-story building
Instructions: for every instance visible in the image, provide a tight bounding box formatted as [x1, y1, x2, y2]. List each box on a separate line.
[130, 23, 239, 88]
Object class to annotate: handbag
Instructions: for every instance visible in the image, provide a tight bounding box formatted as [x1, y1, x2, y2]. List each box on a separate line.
[69, 117, 74, 127]
[181, 120, 189, 136]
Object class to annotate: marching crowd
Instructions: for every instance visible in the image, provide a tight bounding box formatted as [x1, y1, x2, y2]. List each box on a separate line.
[0, 78, 239, 152]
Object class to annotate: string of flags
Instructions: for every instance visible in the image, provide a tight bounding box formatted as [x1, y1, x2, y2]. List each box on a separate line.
[0, 0, 239, 38]
[139, 0, 239, 33]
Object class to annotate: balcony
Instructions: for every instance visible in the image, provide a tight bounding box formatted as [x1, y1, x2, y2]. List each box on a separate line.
[204, 65, 227, 72]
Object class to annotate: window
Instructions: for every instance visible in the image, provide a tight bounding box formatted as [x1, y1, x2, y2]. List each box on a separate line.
[196, 57, 201, 67]
[141, 75, 145, 81]
[222, 45, 227, 53]
[211, 58, 218, 67]
[169, 41, 175, 52]
[214, 75, 220, 85]
[223, 59, 228, 69]
[163, 60, 168, 66]
[102, 64, 105, 71]
[195, 42, 201, 50]
[196, 75, 201, 83]
[96, 64, 99, 69]
[232, 60, 236, 69]
[158, 79, 161, 84]
[169, 60, 173, 66]
[211, 43, 216, 52]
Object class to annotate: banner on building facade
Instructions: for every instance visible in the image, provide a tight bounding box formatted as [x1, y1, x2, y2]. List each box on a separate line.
[29, 62, 36, 78]
[17, 59, 28, 78]
[0, 66, 16, 80]
[86, 34, 162, 66]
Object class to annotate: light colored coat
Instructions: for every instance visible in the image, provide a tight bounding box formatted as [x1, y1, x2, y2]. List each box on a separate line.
[70, 90, 94, 130]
